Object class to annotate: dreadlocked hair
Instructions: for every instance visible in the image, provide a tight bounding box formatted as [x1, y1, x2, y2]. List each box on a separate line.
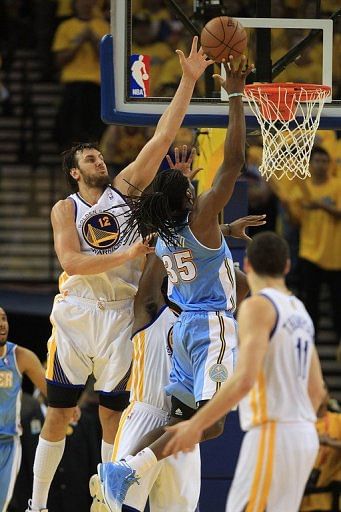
[122, 169, 191, 247]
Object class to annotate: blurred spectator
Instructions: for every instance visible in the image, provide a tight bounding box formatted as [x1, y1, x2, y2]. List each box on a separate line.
[132, 11, 172, 95]
[288, 146, 341, 341]
[52, 0, 109, 150]
[100, 125, 148, 175]
[244, 148, 278, 236]
[300, 387, 341, 512]
[9, 390, 101, 512]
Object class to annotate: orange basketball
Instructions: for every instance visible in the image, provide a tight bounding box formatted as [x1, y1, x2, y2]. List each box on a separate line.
[201, 16, 247, 62]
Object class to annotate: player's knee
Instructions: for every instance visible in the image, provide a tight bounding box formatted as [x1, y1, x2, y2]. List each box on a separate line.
[203, 417, 225, 440]
[45, 406, 76, 427]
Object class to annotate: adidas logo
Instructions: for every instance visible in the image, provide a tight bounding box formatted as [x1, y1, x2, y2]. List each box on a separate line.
[175, 408, 183, 416]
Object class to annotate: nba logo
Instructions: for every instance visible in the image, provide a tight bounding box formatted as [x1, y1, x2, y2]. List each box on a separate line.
[130, 55, 150, 98]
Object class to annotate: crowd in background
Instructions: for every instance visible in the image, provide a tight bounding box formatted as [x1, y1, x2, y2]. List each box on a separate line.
[0, 1, 340, 511]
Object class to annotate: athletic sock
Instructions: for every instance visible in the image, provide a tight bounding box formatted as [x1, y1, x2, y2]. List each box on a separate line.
[126, 447, 157, 477]
[31, 437, 65, 509]
[101, 440, 114, 462]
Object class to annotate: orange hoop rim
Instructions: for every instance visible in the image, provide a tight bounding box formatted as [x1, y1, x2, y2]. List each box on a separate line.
[244, 82, 331, 99]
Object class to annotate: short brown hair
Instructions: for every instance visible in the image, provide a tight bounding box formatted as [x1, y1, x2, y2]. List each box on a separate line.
[62, 143, 99, 192]
[246, 231, 289, 277]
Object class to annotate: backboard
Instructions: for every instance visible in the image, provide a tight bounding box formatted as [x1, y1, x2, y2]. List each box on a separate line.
[102, 0, 340, 129]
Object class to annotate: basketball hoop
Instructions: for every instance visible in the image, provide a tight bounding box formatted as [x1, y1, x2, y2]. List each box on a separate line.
[244, 83, 331, 180]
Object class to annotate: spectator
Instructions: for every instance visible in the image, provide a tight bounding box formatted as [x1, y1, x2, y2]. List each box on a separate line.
[132, 11, 172, 95]
[52, 0, 109, 150]
[300, 388, 341, 512]
[289, 146, 341, 340]
[99, 125, 148, 176]
[10, 390, 101, 512]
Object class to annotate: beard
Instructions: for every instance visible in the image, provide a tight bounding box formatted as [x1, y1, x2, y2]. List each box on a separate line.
[82, 173, 111, 189]
[0, 339, 7, 347]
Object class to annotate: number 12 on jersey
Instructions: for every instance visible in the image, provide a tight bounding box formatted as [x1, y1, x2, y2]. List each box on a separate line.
[162, 250, 197, 283]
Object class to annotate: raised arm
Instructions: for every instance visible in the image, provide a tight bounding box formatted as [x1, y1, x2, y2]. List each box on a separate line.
[51, 200, 154, 276]
[194, 57, 253, 222]
[113, 37, 213, 195]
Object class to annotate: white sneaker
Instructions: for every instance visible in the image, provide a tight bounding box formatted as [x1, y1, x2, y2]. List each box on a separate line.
[25, 499, 48, 512]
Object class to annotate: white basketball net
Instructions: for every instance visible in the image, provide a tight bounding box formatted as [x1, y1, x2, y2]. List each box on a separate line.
[244, 84, 331, 180]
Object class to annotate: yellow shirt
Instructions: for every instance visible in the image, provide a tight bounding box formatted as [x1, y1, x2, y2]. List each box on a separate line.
[291, 178, 341, 270]
[300, 412, 341, 511]
[52, 17, 109, 83]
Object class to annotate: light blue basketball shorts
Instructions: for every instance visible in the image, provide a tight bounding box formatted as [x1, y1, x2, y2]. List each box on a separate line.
[165, 310, 238, 408]
[0, 436, 22, 512]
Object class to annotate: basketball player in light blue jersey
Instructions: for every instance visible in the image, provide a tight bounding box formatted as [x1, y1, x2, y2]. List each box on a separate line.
[0, 307, 46, 512]
[96, 55, 254, 511]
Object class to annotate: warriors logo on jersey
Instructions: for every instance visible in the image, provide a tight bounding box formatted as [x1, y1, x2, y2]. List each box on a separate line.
[82, 211, 120, 250]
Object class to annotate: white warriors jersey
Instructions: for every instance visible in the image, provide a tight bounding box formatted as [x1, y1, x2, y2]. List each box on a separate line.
[239, 288, 317, 431]
[59, 186, 143, 301]
[130, 306, 177, 411]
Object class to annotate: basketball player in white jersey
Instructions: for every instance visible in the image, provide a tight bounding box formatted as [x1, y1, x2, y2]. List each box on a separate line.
[0, 307, 46, 512]
[90, 253, 201, 512]
[164, 232, 325, 512]
[26, 37, 214, 512]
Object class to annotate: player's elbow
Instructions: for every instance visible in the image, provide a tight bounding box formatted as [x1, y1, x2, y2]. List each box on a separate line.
[60, 257, 78, 276]
[157, 131, 173, 149]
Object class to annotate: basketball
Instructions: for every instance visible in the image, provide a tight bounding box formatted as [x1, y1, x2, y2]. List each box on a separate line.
[142, 73, 149, 80]
[200, 16, 247, 62]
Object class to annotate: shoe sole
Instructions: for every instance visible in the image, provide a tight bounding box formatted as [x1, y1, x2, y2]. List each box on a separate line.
[92, 464, 121, 512]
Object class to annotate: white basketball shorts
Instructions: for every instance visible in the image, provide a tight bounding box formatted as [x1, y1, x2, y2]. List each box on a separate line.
[226, 421, 319, 512]
[113, 401, 201, 512]
[46, 293, 134, 392]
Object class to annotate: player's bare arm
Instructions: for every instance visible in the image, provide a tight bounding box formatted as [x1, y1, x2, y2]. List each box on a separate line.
[16, 346, 47, 397]
[133, 254, 166, 332]
[113, 36, 213, 195]
[235, 268, 249, 307]
[308, 345, 325, 412]
[51, 199, 154, 275]
[163, 296, 275, 456]
[190, 56, 253, 246]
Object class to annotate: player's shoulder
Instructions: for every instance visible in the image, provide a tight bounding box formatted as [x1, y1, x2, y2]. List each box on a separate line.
[238, 294, 277, 321]
[51, 197, 75, 219]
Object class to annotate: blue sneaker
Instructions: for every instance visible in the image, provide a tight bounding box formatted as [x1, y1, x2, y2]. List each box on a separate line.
[96, 461, 139, 512]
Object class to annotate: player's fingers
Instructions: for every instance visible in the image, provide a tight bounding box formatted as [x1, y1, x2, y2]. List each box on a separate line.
[198, 46, 204, 55]
[237, 55, 246, 73]
[190, 167, 203, 179]
[204, 57, 214, 66]
[175, 49, 185, 64]
[174, 146, 180, 163]
[244, 63, 255, 77]
[247, 219, 267, 226]
[181, 144, 187, 162]
[166, 155, 174, 168]
[189, 35, 199, 56]
[212, 74, 224, 85]
[187, 147, 196, 166]
[228, 54, 234, 72]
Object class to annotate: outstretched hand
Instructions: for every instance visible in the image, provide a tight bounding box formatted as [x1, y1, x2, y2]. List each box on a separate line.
[213, 55, 254, 95]
[177, 36, 214, 82]
[129, 234, 155, 259]
[163, 420, 203, 458]
[229, 215, 267, 241]
[166, 145, 203, 180]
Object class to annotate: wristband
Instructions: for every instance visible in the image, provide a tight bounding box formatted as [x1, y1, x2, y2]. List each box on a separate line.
[228, 92, 243, 99]
[225, 224, 231, 236]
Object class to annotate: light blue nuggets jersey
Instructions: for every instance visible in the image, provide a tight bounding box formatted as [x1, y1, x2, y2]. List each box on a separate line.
[0, 343, 22, 438]
[156, 225, 236, 312]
